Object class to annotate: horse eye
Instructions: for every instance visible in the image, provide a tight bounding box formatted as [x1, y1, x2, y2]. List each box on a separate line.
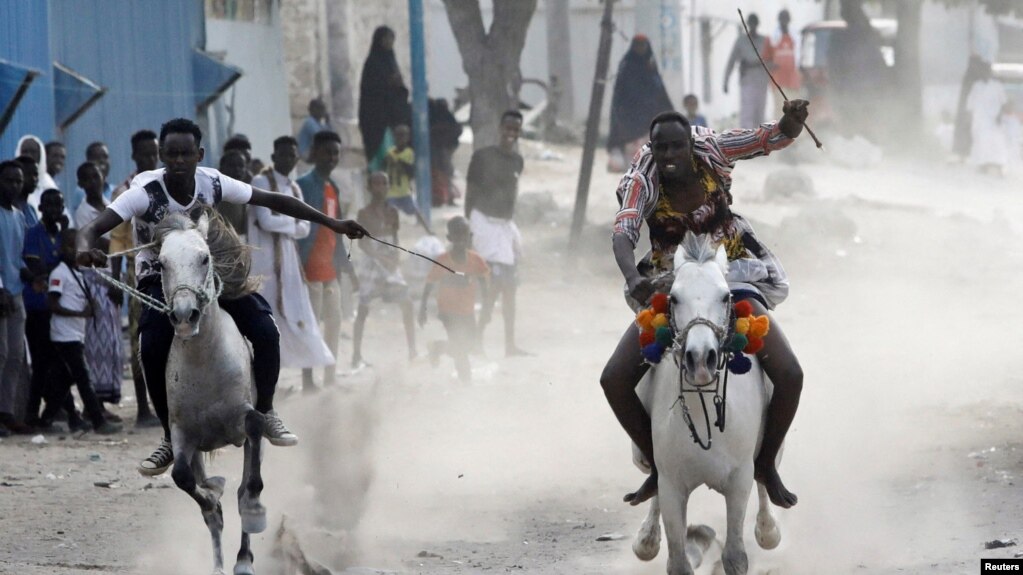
[201, 255, 210, 266]
[721, 294, 731, 303]
[669, 294, 678, 305]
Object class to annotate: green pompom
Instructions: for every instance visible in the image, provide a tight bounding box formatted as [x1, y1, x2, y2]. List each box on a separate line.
[728, 333, 748, 352]
[655, 326, 673, 346]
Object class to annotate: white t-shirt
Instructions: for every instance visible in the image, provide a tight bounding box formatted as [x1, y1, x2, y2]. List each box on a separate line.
[74, 198, 110, 238]
[108, 167, 253, 283]
[49, 261, 90, 342]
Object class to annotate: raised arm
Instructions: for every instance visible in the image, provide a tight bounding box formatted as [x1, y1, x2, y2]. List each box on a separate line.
[248, 188, 366, 238]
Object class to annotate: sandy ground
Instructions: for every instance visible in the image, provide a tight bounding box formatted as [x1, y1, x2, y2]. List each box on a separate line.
[2, 137, 1023, 575]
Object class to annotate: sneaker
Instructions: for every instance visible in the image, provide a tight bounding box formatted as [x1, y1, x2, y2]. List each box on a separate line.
[68, 419, 92, 433]
[263, 410, 298, 447]
[138, 438, 174, 477]
[94, 421, 123, 435]
[101, 409, 123, 424]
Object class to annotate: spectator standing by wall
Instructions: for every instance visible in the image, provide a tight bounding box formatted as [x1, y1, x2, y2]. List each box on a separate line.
[110, 130, 161, 427]
[429, 98, 463, 207]
[0, 161, 31, 436]
[44, 142, 65, 190]
[298, 98, 331, 162]
[607, 35, 675, 172]
[769, 10, 801, 118]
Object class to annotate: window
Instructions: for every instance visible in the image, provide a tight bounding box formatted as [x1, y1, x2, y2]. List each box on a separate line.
[205, 0, 273, 24]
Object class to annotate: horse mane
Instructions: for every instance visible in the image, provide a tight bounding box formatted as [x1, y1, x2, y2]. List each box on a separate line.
[679, 232, 719, 265]
[154, 208, 258, 300]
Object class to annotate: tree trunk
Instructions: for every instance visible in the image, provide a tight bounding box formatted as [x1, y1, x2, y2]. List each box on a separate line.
[442, 0, 538, 149]
[894, 0, 923, 139]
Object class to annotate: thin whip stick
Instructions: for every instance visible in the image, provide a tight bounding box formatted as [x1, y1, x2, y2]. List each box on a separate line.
[361, 233, 462, 276]
[738, 8, 824, 150]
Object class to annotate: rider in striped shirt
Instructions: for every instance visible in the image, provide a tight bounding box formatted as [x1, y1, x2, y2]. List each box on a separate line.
[603, 101, 810, 510]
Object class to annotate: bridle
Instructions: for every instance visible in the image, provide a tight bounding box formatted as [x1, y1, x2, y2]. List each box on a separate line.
[165, 252, 222, 320]
[667, 293, 735, 451]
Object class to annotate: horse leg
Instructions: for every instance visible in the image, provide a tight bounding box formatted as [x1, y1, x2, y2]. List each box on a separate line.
[720, 468, 754, 575]
[632, 495, 661, 561]
[235, 411, 266, 575]
[754, 483, 782, 550]
[659, 484, 694, 575]
[170, 437, 226, 574]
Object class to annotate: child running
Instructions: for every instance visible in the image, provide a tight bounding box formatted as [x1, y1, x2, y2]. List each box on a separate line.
[44, 229, 122, 434]
[352, 171, 418, 368]
[418, 216, 489, 382]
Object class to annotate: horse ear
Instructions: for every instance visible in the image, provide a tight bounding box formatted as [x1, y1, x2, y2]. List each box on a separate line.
[196, 213, 210, 239]
[714, 243, 728, 271]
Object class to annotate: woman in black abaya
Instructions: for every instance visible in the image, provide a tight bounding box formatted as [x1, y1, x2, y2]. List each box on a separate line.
[607, 35, 675, 171]
[359, 26, 411, 166]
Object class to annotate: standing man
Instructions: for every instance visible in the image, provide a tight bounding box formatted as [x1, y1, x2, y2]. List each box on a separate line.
[0, 161, 32, 436]
[77, 119, 367, 475]
[770, 10, 801, 118]
[297, 131, 359, 386]
[464, 110, 529, 357]
[724, 13, 772, 128]
[110, 129, 161, 428]
[297, 98, 331, 162]
[68, 141, 115, 222]
[45, 141, 66, 190]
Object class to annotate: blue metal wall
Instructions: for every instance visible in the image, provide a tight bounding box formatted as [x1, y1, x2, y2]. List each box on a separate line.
[49, 0, 204, 190]
[0, 0, 56, 158]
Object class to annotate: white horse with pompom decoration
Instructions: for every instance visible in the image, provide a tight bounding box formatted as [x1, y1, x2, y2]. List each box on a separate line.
[631, 232, 784, 575]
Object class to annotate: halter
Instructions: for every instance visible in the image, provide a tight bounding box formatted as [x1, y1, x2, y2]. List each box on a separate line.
[667, 293, 735, 451]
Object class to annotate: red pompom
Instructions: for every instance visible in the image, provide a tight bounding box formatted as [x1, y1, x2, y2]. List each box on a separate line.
[734, 300, 754, 318]
[639, 329, 655, 347]
[650, 293, 670, 314]
[744, 335, 764, 355]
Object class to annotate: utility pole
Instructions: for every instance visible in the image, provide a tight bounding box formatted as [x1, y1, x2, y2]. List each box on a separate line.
[408, 0, 432, 225]
[569, 0, 616, 248]
[546, 0, 575, 124]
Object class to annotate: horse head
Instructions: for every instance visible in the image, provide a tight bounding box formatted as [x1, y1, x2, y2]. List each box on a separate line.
[670, 232, 731, 387]
[157, 212, 216, 340]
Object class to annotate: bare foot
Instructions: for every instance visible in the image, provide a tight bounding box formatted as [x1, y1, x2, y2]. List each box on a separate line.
[623, 470, 658, 506]
[754, 462, 798, 508]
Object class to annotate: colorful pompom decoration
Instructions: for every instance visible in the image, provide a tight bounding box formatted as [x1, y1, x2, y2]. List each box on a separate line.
[639, 329, 655, 347]
[727, 353, 752, 374]
[734, 300, 753, 318]
[734, 317, 750, 335]
[651, 313, 669, 329]
[636, 309, 655, 332]
[650, 293, 670, 314]
[642, 342, 666, 363]
[655, 326, 673, 346]
[748, 316, 770, 338]
[728, 333, 748, 353]
[744, 335, 764, 355]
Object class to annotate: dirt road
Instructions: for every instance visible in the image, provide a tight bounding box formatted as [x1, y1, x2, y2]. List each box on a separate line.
[2, 140, 1021, 574]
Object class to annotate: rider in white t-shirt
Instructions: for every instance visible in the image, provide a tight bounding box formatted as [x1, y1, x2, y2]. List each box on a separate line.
[77, 118, 367, 476]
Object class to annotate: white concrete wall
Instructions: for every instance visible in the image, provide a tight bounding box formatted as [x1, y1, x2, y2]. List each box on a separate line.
[206, 16, 293, 163]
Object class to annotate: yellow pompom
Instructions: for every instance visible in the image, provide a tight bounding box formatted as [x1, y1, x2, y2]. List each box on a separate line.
[734, 317, 750, 335]
[748, 315, 770, 338]
[651, 313, 669, 329]
[636, 309, 655, 331]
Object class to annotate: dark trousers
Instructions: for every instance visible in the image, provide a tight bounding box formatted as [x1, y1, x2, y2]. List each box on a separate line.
[24, 310, 76, 422]
[45, 342, 106, 427]
[137, 277, 280, 438]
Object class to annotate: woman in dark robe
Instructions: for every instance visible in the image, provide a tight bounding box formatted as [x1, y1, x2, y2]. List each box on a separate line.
[607, 35, 675, 171]
[359, 26, 411, 165]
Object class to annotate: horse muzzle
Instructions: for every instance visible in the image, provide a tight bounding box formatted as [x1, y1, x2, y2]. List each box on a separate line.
[683, 348, 719, 387]
[169, 304, 202, 339]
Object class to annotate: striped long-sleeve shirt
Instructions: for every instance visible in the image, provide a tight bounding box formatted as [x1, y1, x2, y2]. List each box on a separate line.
[613, 122, 794, 308]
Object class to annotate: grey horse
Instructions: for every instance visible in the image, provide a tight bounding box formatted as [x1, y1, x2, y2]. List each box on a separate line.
[157, 211, 266, 575]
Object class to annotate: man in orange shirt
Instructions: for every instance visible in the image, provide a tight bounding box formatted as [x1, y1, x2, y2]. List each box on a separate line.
[770, 10, 802, 117]
[297, 131, 359, 386]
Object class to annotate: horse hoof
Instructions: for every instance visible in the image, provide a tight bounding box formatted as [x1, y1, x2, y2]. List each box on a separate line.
[205, 476, 226, 498]
[755, 517, 781, 550]
[632, 529, 661, 561]
[233, 562, 255, 575]
[241, 508, 267, 534]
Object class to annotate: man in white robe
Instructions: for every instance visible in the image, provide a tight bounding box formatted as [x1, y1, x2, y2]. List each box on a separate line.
[967, 62, 1011, 176]
[249, 136, 334, 390]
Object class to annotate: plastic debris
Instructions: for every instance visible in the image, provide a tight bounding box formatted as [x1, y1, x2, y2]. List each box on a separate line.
[984, 538, 1018, 550]
[30, 434, 47, 445]
[596, 532, 626, 541]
